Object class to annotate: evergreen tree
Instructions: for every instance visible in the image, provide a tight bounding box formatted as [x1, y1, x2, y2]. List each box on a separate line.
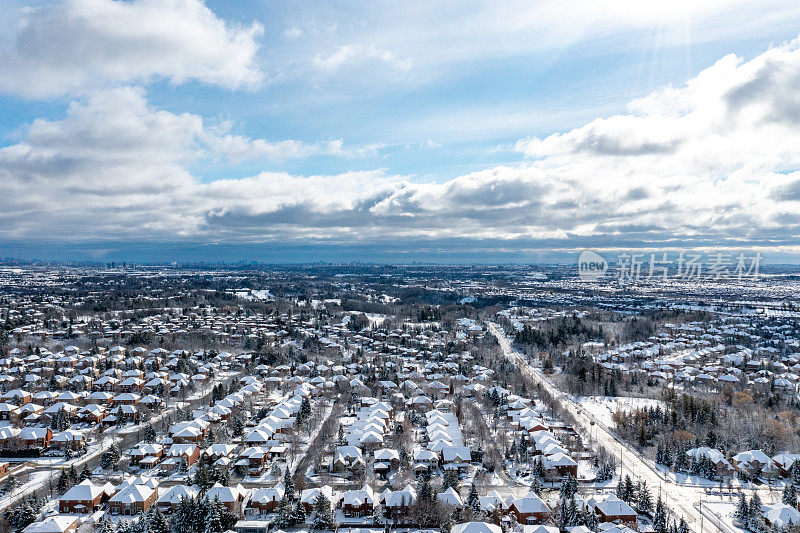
[192, 497, 210, 533]
[442, 469, 459, 492]
[291, 500, 307, 526]
[149, 507, 170, 533]
[735, 494, 749, 521]
[784, 483, 798, 508]
[309, 494, 334, 531]
[273, 498, 293, 529]
[585, 508, 599, 531]
[674, 450, 688, 472]
[622, 475, 634, 502]
[749, 493, 762, 518]
[57, 469, 68, 492]
[534, 456, 546, 478]
[558, 499, 572, 530]
[171, 498, 194, 533]
[284, 468, 295, 501]
[99, 518, 115, 533]
[216, 498, 238, 531]
[298, 397, 311, 425]
[560, 474, 578, 500]
[466, 483, 480, 512]
[531, 475, 544, 496]
[655, 443, 665, 465]
[203, 500, 223, 533]
[637, 482, 653, 515]
[418, 478, 433, 504]
[3, 475, 18, 494]
[596, 462, 614, 483]
[653, 497, 667, 533]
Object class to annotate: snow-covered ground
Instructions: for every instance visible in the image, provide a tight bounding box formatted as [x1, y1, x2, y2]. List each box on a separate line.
[486, 322, 722, 533]
[574, 396, 666, 427]
[701, 501, 750, 533]
[364, 313, 389, 327]
[286, 401, 334, 473]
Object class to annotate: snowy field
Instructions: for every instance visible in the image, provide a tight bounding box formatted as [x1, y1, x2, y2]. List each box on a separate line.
[574, 396, 666, 427]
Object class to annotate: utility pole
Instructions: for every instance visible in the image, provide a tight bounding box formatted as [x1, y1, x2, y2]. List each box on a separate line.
[699, 501, 704, 533]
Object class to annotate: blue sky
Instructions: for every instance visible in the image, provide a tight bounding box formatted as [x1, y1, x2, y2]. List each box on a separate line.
[3, 0, 800, 262]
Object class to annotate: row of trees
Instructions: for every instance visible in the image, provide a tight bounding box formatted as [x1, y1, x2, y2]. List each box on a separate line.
[736, 493, 769, 532]
[615, 475, 653, 515]
[3, 494, 44, 532]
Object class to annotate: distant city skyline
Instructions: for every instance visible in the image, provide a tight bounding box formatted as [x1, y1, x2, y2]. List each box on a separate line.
[3, 1, 800, 261]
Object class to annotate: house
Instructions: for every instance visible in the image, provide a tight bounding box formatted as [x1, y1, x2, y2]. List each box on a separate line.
[233, 521, 270, 533]
[238, 447, 268, 476]
[129, 443, 164, 467]
[413, 448, 439, 472]
[342, 485, 375, 517]
[203, 444, 238, 462]
[52, 430, 85, 451]
[451, 522, 502, 533]
[162, 444, 200, 471]
[523, 526, 560, 533]
[442, 445, 472, 469]
[19, 427, 52, 449]
[156, 484, 200, 512]
[78, 404, 106, 424]
[108, 484, 157, 515]
[589, 496, 637, 525]
[333, 446, 364, 472]
[763, 503, 800, 528]
[437, 487, 463, 508]
[732, 450, 772, 478]
[508, 492, 551, 524]
[58, 479, 115, 513]
[301, 486, 334, 513]
[113, 393, 141, 406]
[382, 485, 417, 521]
[0, 403, 20, 422]
[773, 454, 800, 477]
[248, 486, 285, 515]
[3, 389, 31, 405]
[170, 420, 208, 443]
[686, 447, 734, 479]
[22, 516, 79, 533]
[543, 452, 579, 478]
[205, 483, 248, 513]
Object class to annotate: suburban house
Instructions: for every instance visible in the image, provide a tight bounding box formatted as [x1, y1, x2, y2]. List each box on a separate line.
[58, 480, 115, 513]
[108, 484, 157, 515]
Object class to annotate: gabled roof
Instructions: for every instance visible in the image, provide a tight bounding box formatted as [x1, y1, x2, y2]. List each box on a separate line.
[451, 522, 502, 533]
[59, 479, 114, 502]
[109, 484, 154, 504]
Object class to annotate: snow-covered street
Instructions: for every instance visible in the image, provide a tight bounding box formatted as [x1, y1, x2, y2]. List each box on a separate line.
[487, 321, 730, 533]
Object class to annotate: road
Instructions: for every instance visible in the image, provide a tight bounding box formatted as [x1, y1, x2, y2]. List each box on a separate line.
[486, 322, 724, 533]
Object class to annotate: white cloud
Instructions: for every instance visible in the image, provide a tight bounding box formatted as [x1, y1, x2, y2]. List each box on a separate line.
[292, 0, 800, 90]
[0, 87, 390, 240]
[5, 37, 800, 250]
[0, 0, 264, 97]
[283, 27, 303, 40]
[313, 44, 411, 73]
